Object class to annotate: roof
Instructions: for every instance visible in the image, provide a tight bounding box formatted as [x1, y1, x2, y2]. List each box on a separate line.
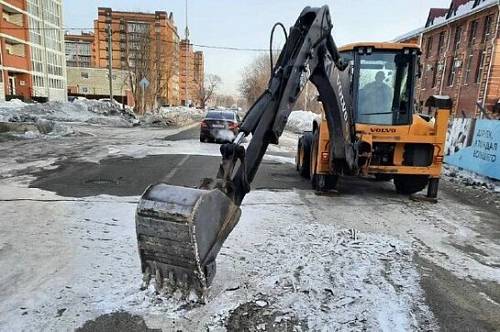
[339, 42, 420, 52]
[425, 8, 449, 27]
[395, 0, 498, 42]
[393, 27, 425, 42]
[65, 33, 94, 42]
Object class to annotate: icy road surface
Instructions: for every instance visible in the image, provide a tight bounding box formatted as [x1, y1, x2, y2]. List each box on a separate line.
[0, 124, 499, 331]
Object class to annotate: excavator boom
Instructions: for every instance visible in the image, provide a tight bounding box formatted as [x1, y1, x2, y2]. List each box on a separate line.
[136, 6, 355, 300]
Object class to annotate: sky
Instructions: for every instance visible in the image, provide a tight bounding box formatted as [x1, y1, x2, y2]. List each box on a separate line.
[63, 0, 452, 95]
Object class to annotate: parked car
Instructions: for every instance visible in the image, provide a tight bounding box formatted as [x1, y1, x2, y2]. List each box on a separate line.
[200, 111, 241, 143]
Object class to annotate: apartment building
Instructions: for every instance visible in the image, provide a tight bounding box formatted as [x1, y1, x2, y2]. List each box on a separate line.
[179, 39, 204, 106]
[92, 8, 181, 107]
[0, 0, 66, 102]
[0, 0, 32, 101]
[396, 0, 499, 117]
[65, 32, 93, 68]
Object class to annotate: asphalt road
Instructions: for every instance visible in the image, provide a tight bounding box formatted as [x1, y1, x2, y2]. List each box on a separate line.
[29, 126, 311, 196]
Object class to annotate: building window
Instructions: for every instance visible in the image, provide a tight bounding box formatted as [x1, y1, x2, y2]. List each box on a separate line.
[81, 72, 89, 79]
[468, 20, 478, 47]
[464, 54, 473, 84]
[447, 58, 457, 86]
[475, 51, 486, 83]
[426, 36, 433, 57]
[437, 31, 446, 55]
[431, 62, 438, 88]
[453, 26, 462, 52]
[482, 15, 494, 42]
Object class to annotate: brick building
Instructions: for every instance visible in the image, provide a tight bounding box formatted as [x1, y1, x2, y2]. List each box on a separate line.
[93, 8, 181, 108]
[396, 0, 499, 117]
[0, 0, 66, 102]
[179, 39, 204, 106]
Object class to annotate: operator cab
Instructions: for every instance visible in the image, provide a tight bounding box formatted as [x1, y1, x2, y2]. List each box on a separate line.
[339, 43, 420, 126]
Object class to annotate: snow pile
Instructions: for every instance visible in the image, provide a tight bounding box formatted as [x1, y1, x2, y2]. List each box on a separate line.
[285, 110, 321, 134]
[454, 1, 475, 17]
[142, 107, 206, 127]
[444, 165, 500, 193]
[0, 98, 137, 126]
[0, 98, 139, 139]
[433, 15, 447, 25]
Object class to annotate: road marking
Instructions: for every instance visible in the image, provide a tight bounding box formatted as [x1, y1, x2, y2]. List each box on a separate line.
[164, 155, 190, 181]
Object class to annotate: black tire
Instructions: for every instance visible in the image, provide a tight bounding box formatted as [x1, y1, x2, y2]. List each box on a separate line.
[309, 130, 338, 191]
[296, 137, 303, 171]
[394, 175, 429, 195]
[298, 132, 313, 179]
[374, 174, 393, 181]
[312, 174, 339, 191]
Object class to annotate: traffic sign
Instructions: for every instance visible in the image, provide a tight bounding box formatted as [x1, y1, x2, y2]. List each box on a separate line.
[139, 77, 150, 89]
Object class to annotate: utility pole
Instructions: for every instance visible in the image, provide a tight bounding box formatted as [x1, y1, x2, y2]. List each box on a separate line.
[107, 24, 114, 103]
[185, 0, 189, 106]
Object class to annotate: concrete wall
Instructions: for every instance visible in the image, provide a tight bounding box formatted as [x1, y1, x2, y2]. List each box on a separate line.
[67, 66, 130, 97]
[446, 118, 500, 179]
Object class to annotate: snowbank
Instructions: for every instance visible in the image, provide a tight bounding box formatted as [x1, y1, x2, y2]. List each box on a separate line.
[0, 98, 138, 139]
[285, 110, 321, 134]
[142, 107, 206, 127]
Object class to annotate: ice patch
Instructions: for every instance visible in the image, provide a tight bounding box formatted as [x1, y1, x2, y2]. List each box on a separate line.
[0, 188, 437, 331]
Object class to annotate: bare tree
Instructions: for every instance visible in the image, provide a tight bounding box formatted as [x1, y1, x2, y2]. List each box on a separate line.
[213, 94, 236, 108]
[198, 74, 221, 108]
[124, 22, 178, 114]
[239, 53, 322, 113]
[239, 54, 271, 107]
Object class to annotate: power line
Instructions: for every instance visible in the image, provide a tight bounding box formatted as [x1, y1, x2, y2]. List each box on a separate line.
[1, 26, 280, 52]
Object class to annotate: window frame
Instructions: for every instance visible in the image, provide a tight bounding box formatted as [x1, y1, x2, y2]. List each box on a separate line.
[447, 58, 457, 87]
[468, 20, 479, 47]
[453, 26, 463, 53]
[464, 53, 474, 84]
[475, 50, 486, 83]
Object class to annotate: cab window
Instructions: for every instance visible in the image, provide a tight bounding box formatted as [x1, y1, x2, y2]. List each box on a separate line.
[355, 52, 413, 125]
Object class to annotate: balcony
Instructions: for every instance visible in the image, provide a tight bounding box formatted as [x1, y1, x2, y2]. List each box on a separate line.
[1, 4, 28, 41]
[3, 39, 30, 70]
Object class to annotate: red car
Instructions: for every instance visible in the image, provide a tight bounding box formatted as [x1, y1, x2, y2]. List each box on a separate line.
[200, 111, 241, 143]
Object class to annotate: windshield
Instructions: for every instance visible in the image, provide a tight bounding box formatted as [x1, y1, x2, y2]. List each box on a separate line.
[206, 112, 236, 120]
[356, 52, 413, 125]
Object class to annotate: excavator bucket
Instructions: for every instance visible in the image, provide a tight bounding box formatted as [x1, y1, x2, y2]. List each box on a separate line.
[135, 184, 241, 300]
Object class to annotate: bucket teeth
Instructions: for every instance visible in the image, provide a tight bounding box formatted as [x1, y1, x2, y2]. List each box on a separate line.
[136, 184, 241, 300]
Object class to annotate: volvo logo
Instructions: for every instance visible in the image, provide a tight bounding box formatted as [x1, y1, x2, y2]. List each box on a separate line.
[370, 128, 397, 133]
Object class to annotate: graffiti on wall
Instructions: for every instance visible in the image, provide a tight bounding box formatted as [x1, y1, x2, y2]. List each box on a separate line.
[445, 119, 500, 180]
[445, 118, 476, 156]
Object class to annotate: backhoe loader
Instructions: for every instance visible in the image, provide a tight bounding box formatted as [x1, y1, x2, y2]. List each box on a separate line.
[135, 5, 451, 300]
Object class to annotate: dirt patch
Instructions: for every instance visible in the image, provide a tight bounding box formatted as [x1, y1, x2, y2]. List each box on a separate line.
[415, 255, 500, 332]
[76, 312, 160, 332]
[225, 298, 305, 332]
